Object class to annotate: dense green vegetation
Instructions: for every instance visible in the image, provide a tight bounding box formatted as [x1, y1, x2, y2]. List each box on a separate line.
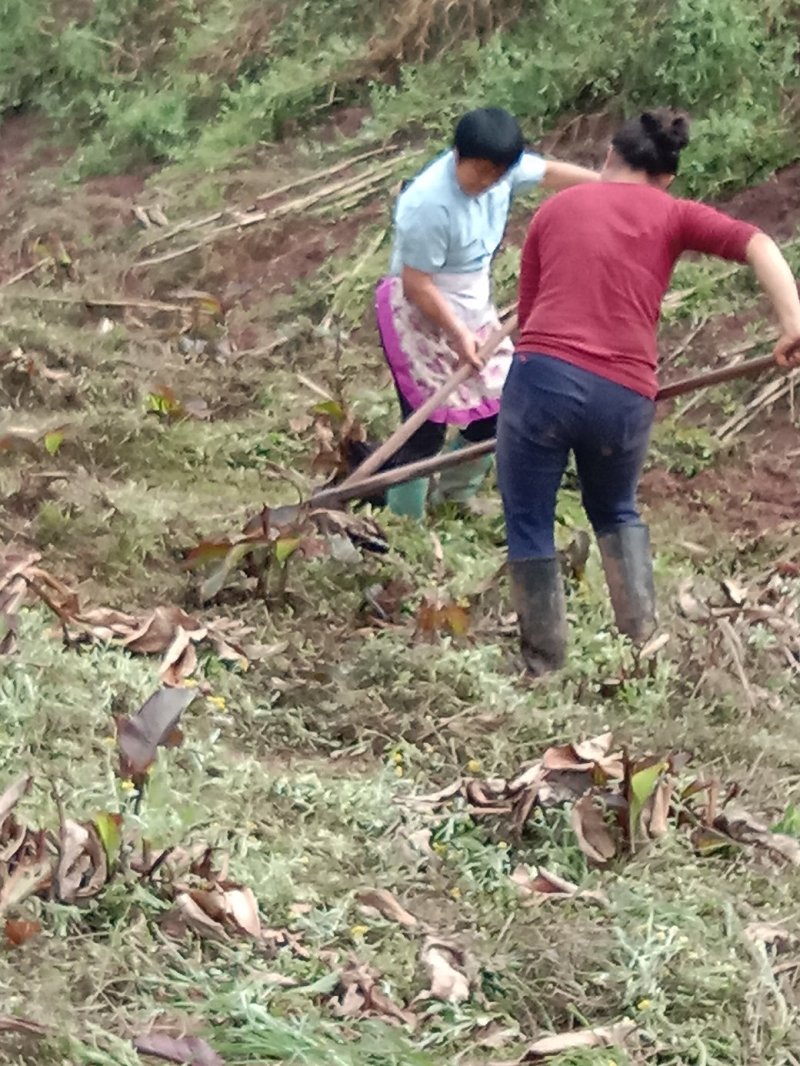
[2, 0, 798, 194]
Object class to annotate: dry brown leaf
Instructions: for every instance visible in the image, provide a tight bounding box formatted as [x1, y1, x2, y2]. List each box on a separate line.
[415, 594, 471, 639]
[408, 779, 464, 807]
[511, 864, 579, 899]
[187, 887, 227, 924]
[420, 939, 471, 1004]
[639, 631, 670, 659]
[0, 549, 40, 586]
[74, 607, 138, 638]
[743, 922, 795, 951]
[117, 686, 198, 779]
[714, 808, 800, 866]
[159, 626, 199, 686]
[166, 892, 230, 943]
[721, 578, 749, 606]
[510, 865, 610, 907]
[0, 577, 26, 615]
[542, 746, 590, 772]
[123, 605, 203, 654]
[288, 901, 312, 917]
[677, 581, 708, 620]
[0, 610, 19, 656]
[0, 430, 42, 457]
[4, 918, 42, 946]
[542, 733, 623, 778]
[0, 852, 53, 915]
[262, 926, 310, 958]
[0, 553, 40, 656]
[0, 814, 26, 863]
[133, 1031, 225, 1065]
[646, 779, 672, 838]
[476, 1023, 520, 1050]
[356, 887, 417, 927]
[223, 885, 261, 938]
[511, 1018, 638, 1060]
[572, 732, 614, 763]
[0, 775, 31, 827]
[55, 820, 93, 902]
[331, 959, 417, 1028]
[508, 763, 543, 792]
[570, 794, 617, 865]
[55, 819, 107, 903]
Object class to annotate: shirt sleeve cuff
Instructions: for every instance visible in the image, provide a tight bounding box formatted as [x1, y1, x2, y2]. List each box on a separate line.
[511, 153, 547, 194]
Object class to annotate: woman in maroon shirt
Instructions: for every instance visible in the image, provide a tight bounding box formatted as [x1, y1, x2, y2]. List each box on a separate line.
[497, 109, 800, 677]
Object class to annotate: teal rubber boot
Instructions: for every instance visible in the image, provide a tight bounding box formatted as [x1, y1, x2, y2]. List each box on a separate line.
[429, 434, 494, 507]
[385, 477, 429, 521]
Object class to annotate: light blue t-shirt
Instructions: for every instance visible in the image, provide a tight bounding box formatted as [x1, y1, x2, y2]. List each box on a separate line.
[388, 150, 546, 276]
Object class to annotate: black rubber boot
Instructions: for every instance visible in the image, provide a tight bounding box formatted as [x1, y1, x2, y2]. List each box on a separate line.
[596, 523, 656, 642]
[508, 557, 567, 677]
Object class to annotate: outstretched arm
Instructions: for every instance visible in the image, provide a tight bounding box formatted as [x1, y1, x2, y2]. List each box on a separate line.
[679, 202, 800, 369]
[539, 159, 600, 191]
[745, 233, 800, 367]
[508, 153, 598, 197]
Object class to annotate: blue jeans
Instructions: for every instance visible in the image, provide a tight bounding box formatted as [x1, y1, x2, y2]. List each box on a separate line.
[497, 354, 655, 560]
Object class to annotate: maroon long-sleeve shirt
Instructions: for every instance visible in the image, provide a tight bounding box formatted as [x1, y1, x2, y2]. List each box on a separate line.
[516, 182, 759, 398]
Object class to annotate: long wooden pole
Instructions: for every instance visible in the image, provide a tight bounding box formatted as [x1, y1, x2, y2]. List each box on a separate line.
[310, 351, 777, 509]
[655, 353, 773, 400]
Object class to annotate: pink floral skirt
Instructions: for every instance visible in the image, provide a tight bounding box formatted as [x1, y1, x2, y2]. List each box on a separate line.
[374, 275, 513, 426]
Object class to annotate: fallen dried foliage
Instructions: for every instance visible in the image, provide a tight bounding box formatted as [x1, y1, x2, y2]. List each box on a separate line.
[329, 957, 417, 1027]
[678, 567, 800, 686]
[405, 731, 800, 871]
[0, 545, 259, 681]
[186, 499, 388, 603]
[490, 1018, 639, 1063]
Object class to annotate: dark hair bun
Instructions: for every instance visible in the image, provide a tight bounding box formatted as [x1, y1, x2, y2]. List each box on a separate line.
[611, 108, 691, 176]
[640, 109, 690, 153]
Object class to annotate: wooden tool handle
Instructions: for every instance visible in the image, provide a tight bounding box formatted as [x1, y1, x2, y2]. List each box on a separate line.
[656, 354, 774, 401]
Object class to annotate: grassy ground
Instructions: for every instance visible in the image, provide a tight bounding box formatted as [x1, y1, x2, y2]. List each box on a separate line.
[2, 437, 800, 1065]
[2, 6, 800, 1061]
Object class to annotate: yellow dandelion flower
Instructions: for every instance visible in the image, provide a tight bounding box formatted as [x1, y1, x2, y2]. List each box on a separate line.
[450, 886, 461, 899]
[636, 998, 653, 1011]
[120, 779, 136, 792]
[182, 678, 198, 687]
[466, 758, 481, 773]
[350, 925, 369, 938]
[208, 695, 226, 710]
[391, 751, 404, 765]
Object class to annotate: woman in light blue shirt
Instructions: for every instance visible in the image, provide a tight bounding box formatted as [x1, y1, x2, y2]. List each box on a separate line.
[365, 108, 598, 519]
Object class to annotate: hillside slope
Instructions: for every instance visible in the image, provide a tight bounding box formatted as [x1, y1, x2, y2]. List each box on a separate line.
[1, 4, 800, 1065]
